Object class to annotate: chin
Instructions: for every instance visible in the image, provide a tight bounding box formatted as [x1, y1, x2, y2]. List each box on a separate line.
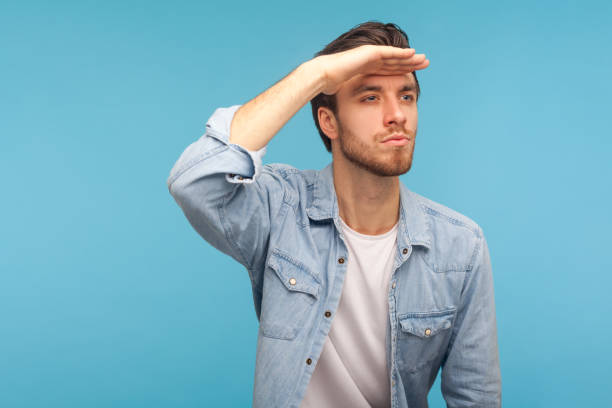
[365, 160, 412, 177]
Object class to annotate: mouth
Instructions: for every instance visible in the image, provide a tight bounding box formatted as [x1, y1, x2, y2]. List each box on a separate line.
[381, 134, 410, 146]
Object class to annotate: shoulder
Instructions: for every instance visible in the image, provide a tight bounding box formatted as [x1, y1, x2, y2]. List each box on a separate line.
[262, 162, 315, 176]
[405, 188, 484, 272]
[260, 163, 318, 187]
[256, 163, 317, 204]
[409, 189, 482, 237]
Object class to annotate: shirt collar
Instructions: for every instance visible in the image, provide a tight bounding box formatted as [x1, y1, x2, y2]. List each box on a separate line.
[306, 162, 432, 249]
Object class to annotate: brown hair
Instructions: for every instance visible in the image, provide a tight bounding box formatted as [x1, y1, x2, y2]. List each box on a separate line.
[310, 21, 421, 153]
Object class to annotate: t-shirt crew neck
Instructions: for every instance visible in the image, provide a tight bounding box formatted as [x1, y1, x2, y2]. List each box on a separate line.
[338, 216, 399, 240]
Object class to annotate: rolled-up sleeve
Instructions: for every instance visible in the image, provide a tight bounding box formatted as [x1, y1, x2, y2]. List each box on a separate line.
[441, 227, 502, 407]
[167, 105, 284, 288]
[167, 104, 267, 187]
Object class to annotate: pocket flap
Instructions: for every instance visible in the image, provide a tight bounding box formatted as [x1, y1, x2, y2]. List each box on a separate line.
[267, 249, 321, 299]
[398, 309, 455, 338]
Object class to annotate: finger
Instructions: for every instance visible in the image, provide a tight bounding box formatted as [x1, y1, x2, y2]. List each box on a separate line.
[411, 59, 430, 71]
[375, 60, 430, 75]
[379, 46, 416, 59]
[382, 54, 427, 66]
[380, 55, 423, 65]
[380, 61, 426, 73]
[386, 60, 429, 74]
[374, 67, 418, 75]
[381, 62, 425, 72]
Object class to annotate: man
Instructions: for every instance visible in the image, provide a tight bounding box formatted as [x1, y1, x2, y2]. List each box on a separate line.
[167, 21, 501, 408]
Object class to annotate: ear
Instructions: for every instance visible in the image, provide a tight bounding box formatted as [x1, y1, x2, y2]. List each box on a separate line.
[318, 107, 339, 141]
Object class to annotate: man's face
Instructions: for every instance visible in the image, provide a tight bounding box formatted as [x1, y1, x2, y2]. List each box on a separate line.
[332, 73, 419, 177]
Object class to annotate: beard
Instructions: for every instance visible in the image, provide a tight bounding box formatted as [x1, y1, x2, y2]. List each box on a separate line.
[336, 119, 415, 177]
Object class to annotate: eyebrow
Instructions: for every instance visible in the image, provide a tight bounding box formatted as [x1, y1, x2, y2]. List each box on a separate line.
[350, 83, 417, 97]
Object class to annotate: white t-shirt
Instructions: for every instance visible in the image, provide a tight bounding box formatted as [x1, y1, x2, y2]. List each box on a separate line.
[300, 216, 398, 408]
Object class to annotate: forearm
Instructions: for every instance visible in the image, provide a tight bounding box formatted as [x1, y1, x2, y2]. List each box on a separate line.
[229, 58, 326, 151]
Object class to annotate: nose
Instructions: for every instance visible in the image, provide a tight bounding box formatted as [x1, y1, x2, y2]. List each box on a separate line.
[383, 96, 407, 129]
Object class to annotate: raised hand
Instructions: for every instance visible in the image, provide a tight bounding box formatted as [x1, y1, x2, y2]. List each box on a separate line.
[316, 44, 429, 95]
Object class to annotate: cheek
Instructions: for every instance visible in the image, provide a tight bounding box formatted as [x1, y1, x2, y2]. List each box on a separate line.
[408, 109, 418, 131]
[342, 115, 376, 139]
[354, 114, 380, 134]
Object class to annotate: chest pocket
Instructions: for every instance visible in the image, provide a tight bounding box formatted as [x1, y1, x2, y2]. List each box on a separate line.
[259, 248, 321, 340]
[396, 308, 456, 373]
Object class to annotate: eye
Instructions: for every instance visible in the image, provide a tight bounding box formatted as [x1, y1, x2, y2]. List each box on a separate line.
[361, 95, 415, 102]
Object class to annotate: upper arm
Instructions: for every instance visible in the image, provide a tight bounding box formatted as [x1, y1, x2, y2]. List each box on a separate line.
[167, 105, 284, 289]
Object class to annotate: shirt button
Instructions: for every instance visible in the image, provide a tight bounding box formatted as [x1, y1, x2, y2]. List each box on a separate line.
[324, 311, 332, 318]
[425, 328, 432, 336]
[391, 282, 396, 289]
[402, 248, 408, 255]
[306, 358, 312, 365]
[338, 257, 345, 264]
[289, 278, 297, 285]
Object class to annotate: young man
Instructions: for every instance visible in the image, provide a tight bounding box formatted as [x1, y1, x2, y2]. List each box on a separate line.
[167, 21, 501, 408]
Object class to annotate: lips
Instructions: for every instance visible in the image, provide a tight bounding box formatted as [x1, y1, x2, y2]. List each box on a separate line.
[382, 133, 408, 142]
[381, 134, 410, 145]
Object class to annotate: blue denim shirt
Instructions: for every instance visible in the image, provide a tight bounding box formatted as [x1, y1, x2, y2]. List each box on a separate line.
[167, 105, 501, 408]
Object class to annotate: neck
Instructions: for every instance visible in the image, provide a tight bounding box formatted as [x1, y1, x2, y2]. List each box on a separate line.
[332, 159, 400, 236]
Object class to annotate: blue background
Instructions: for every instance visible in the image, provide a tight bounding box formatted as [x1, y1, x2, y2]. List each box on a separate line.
[2, 0, 611, 406]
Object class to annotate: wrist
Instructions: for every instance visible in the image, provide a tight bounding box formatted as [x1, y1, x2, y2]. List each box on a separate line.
[300, 57, 328, 98]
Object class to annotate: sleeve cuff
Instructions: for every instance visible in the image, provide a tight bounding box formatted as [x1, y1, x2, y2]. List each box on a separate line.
[205, 104, 267, 184]
[225, 143, 266, 184]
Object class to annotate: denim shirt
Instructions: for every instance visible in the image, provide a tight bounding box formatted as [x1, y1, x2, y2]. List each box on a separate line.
[167, 105, 502, 408]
